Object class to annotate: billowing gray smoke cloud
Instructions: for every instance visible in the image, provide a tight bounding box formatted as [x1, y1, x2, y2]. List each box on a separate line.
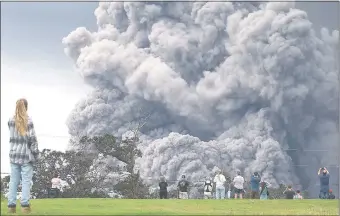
[63, 1, 339, 197]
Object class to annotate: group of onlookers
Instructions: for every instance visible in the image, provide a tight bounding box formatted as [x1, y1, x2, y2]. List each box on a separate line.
[5, 98, 338, 215]
[158, 167, 336, 200]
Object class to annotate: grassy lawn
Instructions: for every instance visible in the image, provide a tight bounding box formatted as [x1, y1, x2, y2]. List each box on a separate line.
[0, 198, 338, 215]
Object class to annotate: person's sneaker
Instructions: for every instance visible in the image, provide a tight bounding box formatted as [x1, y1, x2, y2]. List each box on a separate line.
[8, 207, 16, 214]
[22, 206, 31, 214]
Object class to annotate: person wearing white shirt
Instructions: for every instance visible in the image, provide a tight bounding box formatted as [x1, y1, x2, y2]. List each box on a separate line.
[233, 171, 245, 199]
[50, 173, 62, 198]
[51, 174, 62, 189]
[213, 170, 226, 199]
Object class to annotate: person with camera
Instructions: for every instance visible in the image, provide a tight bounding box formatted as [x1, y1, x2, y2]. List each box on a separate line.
[283, 185, 296, 199]
[250, 172, 261, 199]
[318, 167, 330, 199]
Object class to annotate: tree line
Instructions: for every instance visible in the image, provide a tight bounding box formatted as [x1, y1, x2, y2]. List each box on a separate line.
[1, 133, 149, 199]
[0, 133, 308, 199]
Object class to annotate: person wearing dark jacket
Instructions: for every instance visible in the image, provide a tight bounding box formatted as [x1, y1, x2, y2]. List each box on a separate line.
[283, 185, 296, 199]
[177, 175, 190, 199]
[250, 172, 261, 199]
[159, 176, 168, 199]
[318, 167, 330, 199]
[328, 189, 335, 199]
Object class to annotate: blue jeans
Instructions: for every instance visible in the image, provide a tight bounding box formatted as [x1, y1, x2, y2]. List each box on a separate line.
[215, 186, 225, 199]
[319, 191, 329, 199]
[8, 163, 33, 207]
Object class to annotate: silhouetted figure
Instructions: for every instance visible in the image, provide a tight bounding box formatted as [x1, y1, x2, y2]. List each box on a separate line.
[250, 172, 261, 199]
[283, 185, 296, 199]
[159, 176, 168, 199]
[177, 175, 189, 199]
[318, 167, 330, 199]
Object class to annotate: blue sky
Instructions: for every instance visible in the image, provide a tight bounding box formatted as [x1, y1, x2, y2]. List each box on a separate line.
[1, 2, 338, 173]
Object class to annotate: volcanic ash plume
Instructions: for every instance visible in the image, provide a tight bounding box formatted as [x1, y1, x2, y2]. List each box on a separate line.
[62, 2, 339, 197]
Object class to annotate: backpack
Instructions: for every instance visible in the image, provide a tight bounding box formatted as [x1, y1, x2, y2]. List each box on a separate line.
[204, 181, 213, 192]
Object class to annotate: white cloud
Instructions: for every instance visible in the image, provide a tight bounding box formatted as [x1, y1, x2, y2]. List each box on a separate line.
[1, 56, 91, 173]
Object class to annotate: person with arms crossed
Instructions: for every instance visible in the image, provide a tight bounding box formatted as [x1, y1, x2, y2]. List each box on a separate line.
[177, 175, 190, 199]
[7, 99, 39, 214]
[233, 171, 245, 199]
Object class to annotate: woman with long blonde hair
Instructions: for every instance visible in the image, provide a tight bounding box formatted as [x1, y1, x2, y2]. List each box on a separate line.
[7, 99, 39, 214]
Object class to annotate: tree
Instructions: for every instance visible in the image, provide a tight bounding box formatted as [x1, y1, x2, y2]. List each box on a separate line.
[31, 149, 104, 198]
[77, 114, 150, 198]
[1, 175, 10, 194]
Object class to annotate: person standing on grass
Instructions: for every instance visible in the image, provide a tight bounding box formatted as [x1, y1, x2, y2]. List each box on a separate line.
[159, 176, 168, 199]
[250, 172, 261, 199]
[283, 185, 296, 199]
[213, 170, 226, 199]
[177, 175, 190, 199]
[293, 190, 303, 199]
[7, 99, 39, 214]
[203, 177, 213, 199]
[50, 173, 62, 198]
[259, 182, 269, 200]
[318, 167, 330, 199]
[233, 171, 245, 199]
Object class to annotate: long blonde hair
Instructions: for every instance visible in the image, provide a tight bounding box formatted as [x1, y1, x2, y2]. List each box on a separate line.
[15, 98, 28, 136]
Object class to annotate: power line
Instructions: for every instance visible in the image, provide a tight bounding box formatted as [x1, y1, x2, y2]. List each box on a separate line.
[283, 149, 329, 152]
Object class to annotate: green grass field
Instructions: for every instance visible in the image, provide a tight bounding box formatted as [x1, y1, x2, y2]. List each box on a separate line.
[0, 199, 338, 215]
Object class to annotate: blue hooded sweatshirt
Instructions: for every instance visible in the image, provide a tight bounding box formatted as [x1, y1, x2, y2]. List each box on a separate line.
[319, 173, 330, 192]
[250, 175, 261, 191]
